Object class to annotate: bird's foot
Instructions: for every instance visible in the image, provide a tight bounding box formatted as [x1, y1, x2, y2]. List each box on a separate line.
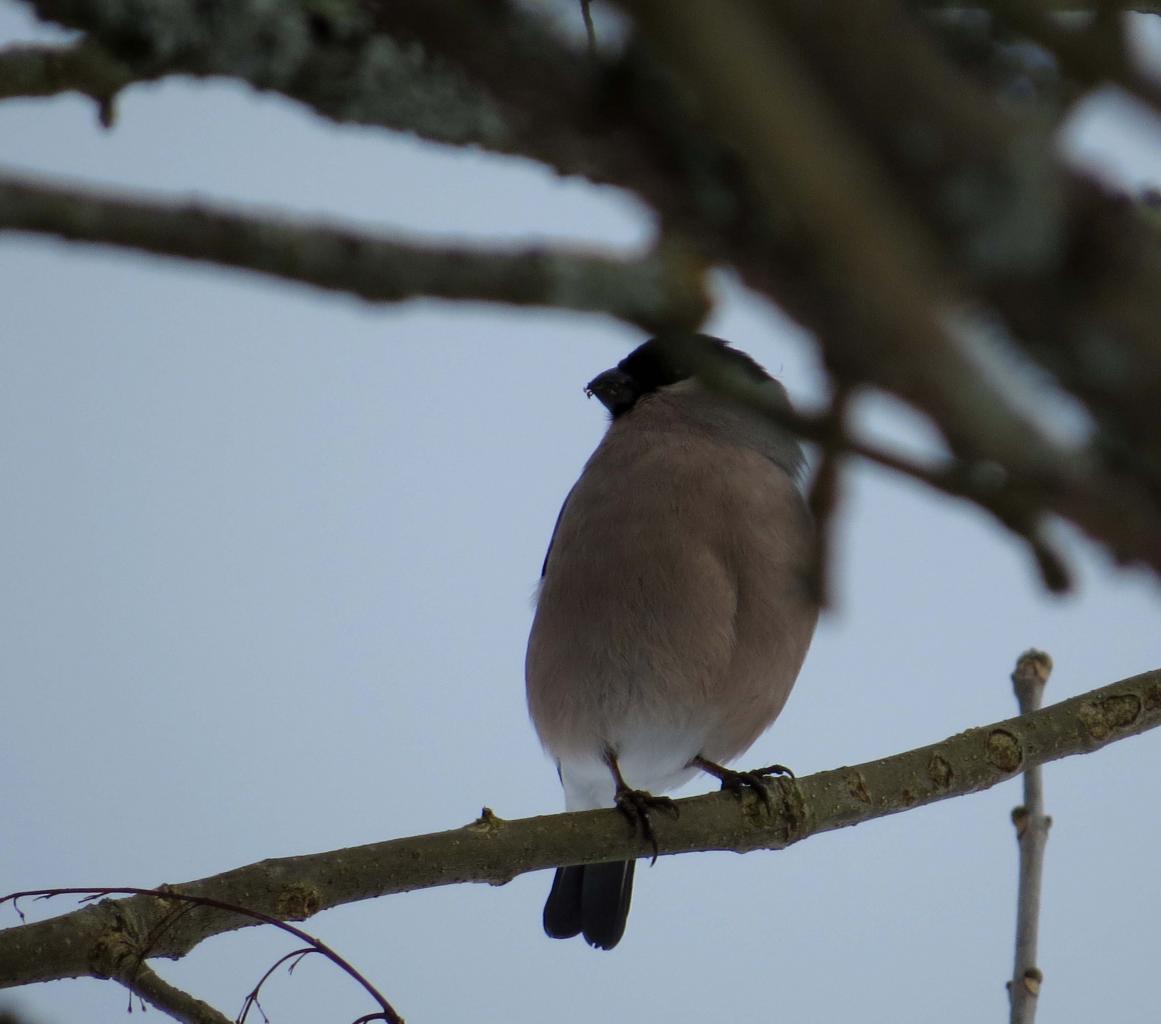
[692, 756, 794, 811]
[614, 785, 679, 865]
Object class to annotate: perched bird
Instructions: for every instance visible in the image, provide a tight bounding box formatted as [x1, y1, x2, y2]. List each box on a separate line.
[525, 333, 819, 950]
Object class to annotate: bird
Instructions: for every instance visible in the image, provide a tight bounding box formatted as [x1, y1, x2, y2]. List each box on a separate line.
[525, 332, 819, 950]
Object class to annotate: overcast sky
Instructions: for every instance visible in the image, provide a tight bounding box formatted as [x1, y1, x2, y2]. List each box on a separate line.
[2, 5, 1161, 1023]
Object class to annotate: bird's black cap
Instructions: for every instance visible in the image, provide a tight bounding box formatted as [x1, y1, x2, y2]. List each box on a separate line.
[586, 334, 772, 417]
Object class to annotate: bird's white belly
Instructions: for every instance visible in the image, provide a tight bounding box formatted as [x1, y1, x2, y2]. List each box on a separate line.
[557, 719, 709, 811]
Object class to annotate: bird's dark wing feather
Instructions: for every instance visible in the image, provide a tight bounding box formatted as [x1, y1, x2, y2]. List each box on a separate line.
[540, 483, 576, 578]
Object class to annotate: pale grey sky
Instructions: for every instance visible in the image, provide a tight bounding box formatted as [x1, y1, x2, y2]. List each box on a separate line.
[2, 6, 1160, 1023]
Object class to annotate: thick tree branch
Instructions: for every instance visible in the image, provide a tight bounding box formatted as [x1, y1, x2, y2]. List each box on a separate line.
[2, 665, 1158, 991]
[0, 171, 707, 330]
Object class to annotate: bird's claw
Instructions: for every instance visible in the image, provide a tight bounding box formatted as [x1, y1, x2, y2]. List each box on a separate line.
[614, 786, 679, 864]
[713, 763, 795, 811]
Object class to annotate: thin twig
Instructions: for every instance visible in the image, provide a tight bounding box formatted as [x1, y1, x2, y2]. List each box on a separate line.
[1008, 650, 1054, 1024]
[237, 948, 314, 1024]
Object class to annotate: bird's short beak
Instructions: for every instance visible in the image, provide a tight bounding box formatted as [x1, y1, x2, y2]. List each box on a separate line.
[584, 368, 637, 414]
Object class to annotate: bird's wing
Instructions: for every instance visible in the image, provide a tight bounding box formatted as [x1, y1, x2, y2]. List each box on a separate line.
[540, 483, 577, 579]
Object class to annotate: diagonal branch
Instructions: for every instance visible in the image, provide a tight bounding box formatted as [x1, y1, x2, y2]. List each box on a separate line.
[112, 961, 234, 1024]
[2, 665, 1158, 991]
[0, 171, 707, 330]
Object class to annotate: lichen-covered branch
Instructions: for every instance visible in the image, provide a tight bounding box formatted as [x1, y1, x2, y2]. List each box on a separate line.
[20, 0, 516, 149]
[2, 665, 1157, 992]
[0, 172, 707, 330]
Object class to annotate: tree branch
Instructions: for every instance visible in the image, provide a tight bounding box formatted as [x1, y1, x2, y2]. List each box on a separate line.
[0, 39, 131, 123]
[0, 171, 707, 330]
[19, 0, 520, 151]
[112, 961, 235, 1024]
[1008, 650, 1054, 1024]
[2, 665, 1158, 991]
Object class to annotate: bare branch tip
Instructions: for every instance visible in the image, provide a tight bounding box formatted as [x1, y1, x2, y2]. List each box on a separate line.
[1013, 649, 1054, 688]
[1029, 535, 1073, 594]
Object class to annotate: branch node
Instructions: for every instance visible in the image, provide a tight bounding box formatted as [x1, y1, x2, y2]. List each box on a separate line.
[275, 883, 321, 922]
[986, 729, 1023, 773]
[468, 806, 505, 831]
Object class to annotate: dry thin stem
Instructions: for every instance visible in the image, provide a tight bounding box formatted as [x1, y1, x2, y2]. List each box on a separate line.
[2, 665, 1158, 992]
[1008, 649, 1054, 1024]
[237, 949, 314, 1024]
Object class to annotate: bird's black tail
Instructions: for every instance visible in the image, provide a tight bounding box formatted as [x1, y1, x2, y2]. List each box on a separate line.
[542, 860, 636, 950]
